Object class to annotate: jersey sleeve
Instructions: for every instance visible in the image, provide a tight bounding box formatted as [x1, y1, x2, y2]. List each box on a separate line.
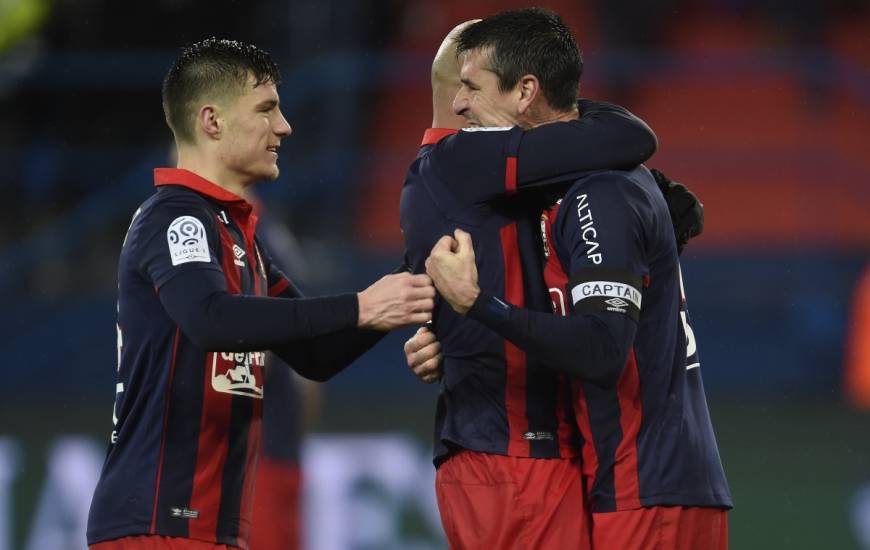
[422, 99, 656, 205]
[133, 194, 224, 289]
[553, 174, 649, 323]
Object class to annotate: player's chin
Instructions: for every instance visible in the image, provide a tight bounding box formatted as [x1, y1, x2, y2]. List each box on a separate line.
[259, 163, 281, 181]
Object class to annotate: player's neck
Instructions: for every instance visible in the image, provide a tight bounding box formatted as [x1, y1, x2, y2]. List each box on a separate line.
[175, 148, 248, 198]
[524, 104, 579, 129]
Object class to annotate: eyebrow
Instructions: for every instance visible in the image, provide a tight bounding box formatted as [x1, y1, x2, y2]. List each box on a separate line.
[460, 78, 479, 90]
[256, 99, 279, 110]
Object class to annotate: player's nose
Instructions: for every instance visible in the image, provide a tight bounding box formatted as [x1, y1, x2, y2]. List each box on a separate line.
[275, 111, 292, 137]
[452, 89, 469, 117]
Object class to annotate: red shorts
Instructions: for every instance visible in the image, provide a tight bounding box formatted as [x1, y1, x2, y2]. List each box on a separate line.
[591, 506, 728, 550]
[89, 535, 232, 550]
[249, 458, 302, 550]
[435, 450, 590, 550]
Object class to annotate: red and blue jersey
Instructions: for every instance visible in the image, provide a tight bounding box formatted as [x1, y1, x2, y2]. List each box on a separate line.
[540, 167, 732, 512]
[87, 169, 303, 548]
[399, 101, 658, 464]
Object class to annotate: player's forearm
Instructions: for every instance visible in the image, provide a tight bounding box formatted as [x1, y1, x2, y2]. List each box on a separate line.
[159, 270, 359, 351]
[517, 100, 657, 187]
[467, 291, 634, 387]
[272, 327, 385, 382]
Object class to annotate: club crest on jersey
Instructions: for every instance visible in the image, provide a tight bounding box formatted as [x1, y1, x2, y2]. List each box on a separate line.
[167, 216, 210, 266]
[211, 351, 265, 398]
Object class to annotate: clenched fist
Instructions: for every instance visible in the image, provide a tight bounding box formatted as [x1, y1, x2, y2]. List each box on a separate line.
[425, 229, 480, 315]
[357, 272, 435, 330]
[404, 326, 443, 384]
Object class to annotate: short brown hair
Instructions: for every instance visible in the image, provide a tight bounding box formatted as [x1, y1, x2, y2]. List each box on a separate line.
[162, 38, 281, 143]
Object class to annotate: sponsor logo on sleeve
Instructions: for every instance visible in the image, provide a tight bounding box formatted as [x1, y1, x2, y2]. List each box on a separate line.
[167, 216, 210, 266]
[575, 194, 602, 265]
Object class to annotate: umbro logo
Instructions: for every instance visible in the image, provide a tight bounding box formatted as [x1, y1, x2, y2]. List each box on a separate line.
[522, 431, 554, 441]
[170, 506, 199, 519]
[604, 297, 629, 308]
[232, 244, 246, 267]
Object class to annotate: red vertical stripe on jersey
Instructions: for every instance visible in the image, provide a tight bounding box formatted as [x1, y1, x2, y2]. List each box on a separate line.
[187, 224, 242, 540]
[268, 278, 290, 297]
[188, 359, 233, 540]
[504, 157, 518, 193]
[541, 204, 576, 458]
[500, 222, 528, 456]
[217, 224, 241, 293]
[150, 328, 181, 533]
[236, 399, 263, 546]
[613, 349, 643, 509]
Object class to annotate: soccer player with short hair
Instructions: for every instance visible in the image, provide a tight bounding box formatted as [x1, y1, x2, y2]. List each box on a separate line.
[401, 10, 705, 549]
[424, 11, 732, 550]
[86, 38, 434, 550]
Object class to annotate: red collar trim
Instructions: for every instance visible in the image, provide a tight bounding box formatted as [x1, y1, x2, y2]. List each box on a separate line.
[421, 128, 458, 146]
[153, 168, 249, 205]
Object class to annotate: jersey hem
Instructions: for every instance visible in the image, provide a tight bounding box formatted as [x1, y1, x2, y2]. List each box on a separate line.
[591, 491, 734, 513]
[88, 526, 245, 549]
[434, 437, 579, 466]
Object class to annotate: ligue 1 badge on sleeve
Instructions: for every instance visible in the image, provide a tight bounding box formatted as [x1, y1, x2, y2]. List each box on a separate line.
[167, 216, 211, 266]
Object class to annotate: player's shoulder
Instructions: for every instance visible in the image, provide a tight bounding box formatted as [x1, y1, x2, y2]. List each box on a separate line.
[138, 186, 216, 225]
[423, 125, 520, 160]
[126, 186, 219, 247]
[564, 166, 658, 207]
[555, 167, 659, 230]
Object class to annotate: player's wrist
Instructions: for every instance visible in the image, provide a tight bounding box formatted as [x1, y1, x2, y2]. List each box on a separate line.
[356, 291, 372, 327]
[452, 284, 480, 315]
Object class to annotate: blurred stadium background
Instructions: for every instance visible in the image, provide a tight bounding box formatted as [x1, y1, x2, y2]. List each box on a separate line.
[1, 0, 869, 548]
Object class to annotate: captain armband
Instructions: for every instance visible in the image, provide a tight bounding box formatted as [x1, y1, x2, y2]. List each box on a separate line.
[568, 267, 643, 322]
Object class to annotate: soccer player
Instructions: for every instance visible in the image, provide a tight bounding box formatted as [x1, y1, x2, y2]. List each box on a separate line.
[424, 18, 732, 550]
[86, 39, 434, 550]
[401, 11, 702, 549]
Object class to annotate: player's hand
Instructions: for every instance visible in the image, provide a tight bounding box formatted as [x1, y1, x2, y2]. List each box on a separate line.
[404, 326, 442, 384]
[425, 229, 480, 315]
[651, 168, 704, 254]
[357, 272, 435, 330]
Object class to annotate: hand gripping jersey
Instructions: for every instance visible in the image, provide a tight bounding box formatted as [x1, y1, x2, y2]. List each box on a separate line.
[540, 167, 733, 512]
[400, 101, 657, 464]
[86, 169, 364, 548]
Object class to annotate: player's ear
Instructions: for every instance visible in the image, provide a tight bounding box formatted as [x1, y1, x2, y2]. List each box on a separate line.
[196, 104, 221, 139]
[516, 74, 539, 115]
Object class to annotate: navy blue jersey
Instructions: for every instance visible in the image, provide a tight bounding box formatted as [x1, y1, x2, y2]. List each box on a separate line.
[87, 169, 301, 548]
[541, 166, 732, 512]
[400, 101, 657, 465]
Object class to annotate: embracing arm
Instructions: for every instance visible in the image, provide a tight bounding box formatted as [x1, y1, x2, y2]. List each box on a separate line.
[468, 292, 634, 387]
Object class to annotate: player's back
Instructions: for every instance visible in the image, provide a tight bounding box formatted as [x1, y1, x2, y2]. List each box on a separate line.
[544, 166, 732, 511]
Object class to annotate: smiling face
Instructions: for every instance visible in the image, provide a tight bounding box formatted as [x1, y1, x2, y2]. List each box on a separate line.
[452, 48, 522, 128]
[216, 74, 292, 185]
